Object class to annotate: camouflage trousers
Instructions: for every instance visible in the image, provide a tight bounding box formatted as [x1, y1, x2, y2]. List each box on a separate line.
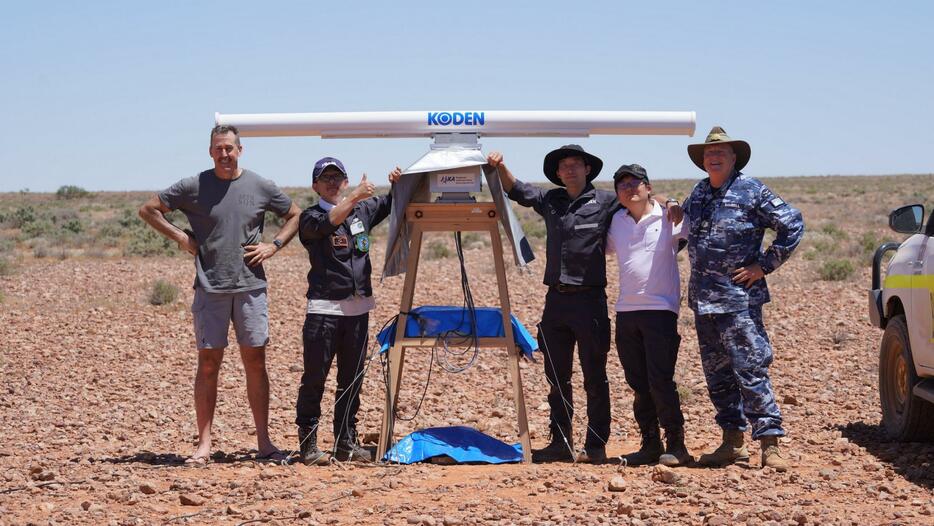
[694, 305, 784, 439]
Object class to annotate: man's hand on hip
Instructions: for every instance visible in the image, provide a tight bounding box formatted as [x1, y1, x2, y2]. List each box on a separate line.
[178, 230, 198, 256]
[244, 242, 278, 267]
[732, 263, 765, 288]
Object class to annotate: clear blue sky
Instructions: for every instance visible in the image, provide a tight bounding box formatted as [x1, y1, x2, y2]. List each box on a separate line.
[2, 1, 932, 192]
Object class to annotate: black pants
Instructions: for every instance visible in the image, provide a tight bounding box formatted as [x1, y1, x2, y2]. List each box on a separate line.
[538, 288, 611, 449]
[295, 312, 369, 441]
[615, 310, 685, 432]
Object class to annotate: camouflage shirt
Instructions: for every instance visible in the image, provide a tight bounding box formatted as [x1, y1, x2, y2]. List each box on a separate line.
[683, 171, 804, 315]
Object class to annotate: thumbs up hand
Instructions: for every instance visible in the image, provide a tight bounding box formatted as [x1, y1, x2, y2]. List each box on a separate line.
[349, 173, 376, 203]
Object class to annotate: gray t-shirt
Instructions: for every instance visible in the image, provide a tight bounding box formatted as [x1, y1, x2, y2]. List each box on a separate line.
[159, 169, 292, 293]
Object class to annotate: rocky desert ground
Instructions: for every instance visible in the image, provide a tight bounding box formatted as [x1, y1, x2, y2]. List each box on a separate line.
[1, 175, 933, 525]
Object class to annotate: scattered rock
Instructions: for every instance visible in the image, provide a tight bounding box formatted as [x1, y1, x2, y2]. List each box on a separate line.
[783, 394, 800, 406]
[607, 476, 627, 492]
[30, 469, 55, 481]
[651, 465, 678, 484]
[179, 493, 204, 506]
[139, 483, 156, 495]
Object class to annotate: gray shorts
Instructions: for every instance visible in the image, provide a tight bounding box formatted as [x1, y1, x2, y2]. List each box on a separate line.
[191, 287, 269, 349]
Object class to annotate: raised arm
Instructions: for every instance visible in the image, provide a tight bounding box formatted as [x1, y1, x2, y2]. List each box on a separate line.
[329, 174, 376, 226]
[486, 151, 516, 192]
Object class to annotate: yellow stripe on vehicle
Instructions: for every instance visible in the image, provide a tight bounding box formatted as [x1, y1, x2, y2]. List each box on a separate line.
[884, 274, 934, 291]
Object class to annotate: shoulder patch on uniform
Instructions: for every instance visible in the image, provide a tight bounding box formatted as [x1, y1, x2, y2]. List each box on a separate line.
[769, 197, 785, 207]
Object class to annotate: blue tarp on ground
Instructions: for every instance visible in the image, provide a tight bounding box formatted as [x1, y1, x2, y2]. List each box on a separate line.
[376, 306, 537, 358]
[383, 426, 524, 464]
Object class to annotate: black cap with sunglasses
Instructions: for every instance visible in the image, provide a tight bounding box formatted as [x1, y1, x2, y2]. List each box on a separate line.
[613, 163, 649, 187]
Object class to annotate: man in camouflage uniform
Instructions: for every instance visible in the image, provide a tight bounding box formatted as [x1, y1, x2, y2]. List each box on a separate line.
[682, 127, 804, 472]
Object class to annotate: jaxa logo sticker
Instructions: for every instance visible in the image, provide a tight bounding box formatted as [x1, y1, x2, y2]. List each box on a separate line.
[427, 111, 485, 126]
[354, 234, 370, 253]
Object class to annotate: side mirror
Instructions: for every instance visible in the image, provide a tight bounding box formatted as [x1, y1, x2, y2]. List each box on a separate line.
[889, 204, 924, 234]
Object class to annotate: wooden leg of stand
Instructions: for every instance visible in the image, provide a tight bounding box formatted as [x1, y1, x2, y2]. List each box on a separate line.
[378, 227, 423, 461]
[490, 226, 532, 463]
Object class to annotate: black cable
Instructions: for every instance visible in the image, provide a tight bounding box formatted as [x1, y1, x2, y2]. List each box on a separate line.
[435, 231, 480, 373]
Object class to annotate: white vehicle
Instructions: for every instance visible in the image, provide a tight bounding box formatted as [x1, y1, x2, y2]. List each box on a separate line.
[869, 204, 934, 440]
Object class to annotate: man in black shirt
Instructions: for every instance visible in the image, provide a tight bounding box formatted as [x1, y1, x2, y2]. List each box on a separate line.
[488, 145, 617, 463]
[295, 157, 401, 464]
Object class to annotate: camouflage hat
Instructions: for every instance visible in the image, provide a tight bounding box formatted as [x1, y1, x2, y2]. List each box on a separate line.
[687, 126, 751, 172]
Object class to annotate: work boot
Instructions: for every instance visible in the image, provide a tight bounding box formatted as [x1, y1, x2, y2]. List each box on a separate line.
[697, 429, 749, 467]
[531, 428, 575, 463]
[658, 427, 693, 467]
[622, 427, 664, 466]
[578, 446, 608, 465]
[335, 429, 373, 462]
[760, 436, 789, 472]
[298, 425, 330, 466]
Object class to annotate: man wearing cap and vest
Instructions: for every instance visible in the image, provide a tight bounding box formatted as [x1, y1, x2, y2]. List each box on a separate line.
[487, 147, 680, 463]
[295, 157, 401, 464]
[681, 127, 804, 472]
[607, 163, 693, 468]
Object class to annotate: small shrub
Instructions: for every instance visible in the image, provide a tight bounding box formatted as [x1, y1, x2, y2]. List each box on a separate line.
[149, 279, 179, 306]
[676, 383, 693, 403]
[425, 240, 451, 260]
[809, 237, 836, 256]
[857, 231, 882, 256]
[460, 232, 490, 249]
[21, 219, 55, 239]
[522, 219, 547, 239]
[0, 257, 13, 276]
[818, 259, 854, 281]
[10, 206, 36, 228]
[125, 228, 174, 257]
[55, 185, 91, 199]
[820, 224, 848, 241]
[33, 242, 49, 258]
[61, 218, 84, 234]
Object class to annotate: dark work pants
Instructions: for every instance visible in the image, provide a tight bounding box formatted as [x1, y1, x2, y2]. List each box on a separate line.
[295, 312, 369, 442]
[615, 310, 685, 433]
[538, 288, 611, 449]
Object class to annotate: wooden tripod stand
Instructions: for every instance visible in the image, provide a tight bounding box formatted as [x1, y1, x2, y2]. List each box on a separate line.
[376, 201, 532, 463]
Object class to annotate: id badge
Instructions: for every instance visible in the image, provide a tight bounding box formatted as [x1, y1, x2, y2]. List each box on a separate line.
[349, 218, 365, 235]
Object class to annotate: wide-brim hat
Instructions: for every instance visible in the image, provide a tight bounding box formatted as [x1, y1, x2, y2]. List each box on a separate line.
[687, 126, 751, 172]
[542, 144, 603, 186]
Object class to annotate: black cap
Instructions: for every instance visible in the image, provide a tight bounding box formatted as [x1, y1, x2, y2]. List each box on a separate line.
[312, 157, 348, 182]
[613, 163, 649, 185]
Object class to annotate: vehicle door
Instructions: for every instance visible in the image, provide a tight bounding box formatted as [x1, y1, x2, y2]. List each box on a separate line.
[915, 209, 934, 373]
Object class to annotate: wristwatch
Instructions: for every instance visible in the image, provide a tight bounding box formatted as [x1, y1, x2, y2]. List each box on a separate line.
[272, 239, 283, 250]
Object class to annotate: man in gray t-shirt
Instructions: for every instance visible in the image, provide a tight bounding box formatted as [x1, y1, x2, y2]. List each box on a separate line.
[139, 125, 300, 463]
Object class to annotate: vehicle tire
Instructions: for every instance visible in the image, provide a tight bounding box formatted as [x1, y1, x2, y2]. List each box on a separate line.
[878, 315, 934, 441]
